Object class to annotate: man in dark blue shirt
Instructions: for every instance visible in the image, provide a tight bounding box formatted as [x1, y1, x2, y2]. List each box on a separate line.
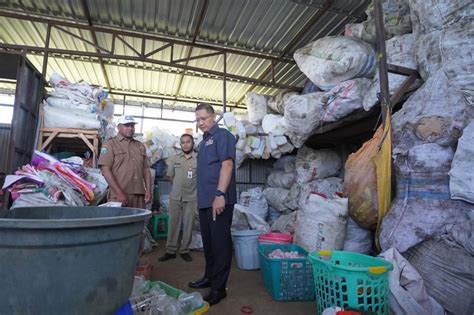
[188, 103, 237, 306]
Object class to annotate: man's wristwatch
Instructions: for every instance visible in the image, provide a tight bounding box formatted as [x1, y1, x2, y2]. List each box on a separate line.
[215, 190, 225, 197]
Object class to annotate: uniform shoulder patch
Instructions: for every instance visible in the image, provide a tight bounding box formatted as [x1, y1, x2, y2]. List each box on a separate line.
[100, 147, 108, 155]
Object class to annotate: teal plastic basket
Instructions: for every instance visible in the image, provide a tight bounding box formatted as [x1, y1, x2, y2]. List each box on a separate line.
[308, 250, 393, 315]
[258, 244, 315, 301]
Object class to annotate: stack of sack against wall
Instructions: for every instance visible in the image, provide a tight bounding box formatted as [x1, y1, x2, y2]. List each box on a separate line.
[261, 145, 351, 253]
[375, 2, 473, 314]
[43, 73, 115, 140]
[379, 0, 474, 253]
[142, 127, 184, 189]
[224, 104, 294, 169]
[344, 0, 412, 44]
[338, 2, 473, 313]
[143, 127, 181, 166]
[2, 151, 107, 208]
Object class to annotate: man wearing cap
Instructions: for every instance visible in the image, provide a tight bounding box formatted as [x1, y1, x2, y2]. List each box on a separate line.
[158, 133, 197, 262]
[98, 115, 152, 208]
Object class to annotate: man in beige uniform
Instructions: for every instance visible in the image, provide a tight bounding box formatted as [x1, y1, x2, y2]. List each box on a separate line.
[158, 134, 197, 262]
[98, 115, 152, 208]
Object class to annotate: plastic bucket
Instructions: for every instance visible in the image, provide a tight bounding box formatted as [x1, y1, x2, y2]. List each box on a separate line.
[231, 229, 265, 270]
[0, 206, 151, 314]
[258, 232, 293, 245]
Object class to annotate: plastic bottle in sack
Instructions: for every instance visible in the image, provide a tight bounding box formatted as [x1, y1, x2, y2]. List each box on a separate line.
[163, 299, 184, 315]
[130, 293, 156, 312]
[178, 292, 203, 313]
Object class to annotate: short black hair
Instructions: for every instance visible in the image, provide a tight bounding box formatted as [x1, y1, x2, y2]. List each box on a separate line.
[195, 103, 215, 114]
[180, 133, 194, 144]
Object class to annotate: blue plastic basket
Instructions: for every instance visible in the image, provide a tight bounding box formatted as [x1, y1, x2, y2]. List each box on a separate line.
[258, 244, 315, 301]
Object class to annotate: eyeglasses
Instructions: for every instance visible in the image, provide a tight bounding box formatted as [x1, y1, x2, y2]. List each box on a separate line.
[194, 115, 211, 123]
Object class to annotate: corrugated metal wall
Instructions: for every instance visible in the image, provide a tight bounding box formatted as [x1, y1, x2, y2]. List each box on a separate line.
[0, 123, 12, 185]
[156, 158, 275, 205]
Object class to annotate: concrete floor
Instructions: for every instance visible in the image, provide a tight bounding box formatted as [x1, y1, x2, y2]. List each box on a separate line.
[144, 241, 315, 314]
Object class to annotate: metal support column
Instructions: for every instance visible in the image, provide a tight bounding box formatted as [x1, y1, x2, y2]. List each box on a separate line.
[374, 0, 390, 123]
[223, 53, 227, 113]
[41, 23, 52, 79]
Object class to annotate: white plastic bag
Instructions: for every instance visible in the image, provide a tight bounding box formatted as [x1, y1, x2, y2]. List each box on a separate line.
[294, 193, 348, 252]
[284, 93, 324, 148]
[342, 217, 373, 254]
[391, 71, 469, 153]
[364, 34, 421, 111]
[233, 203, 270, 232]
[449, 121, 474, 203]
[246, 92, 268, 125]
[284, 177, 343, 211]
[295, 146, 341, 183]
[263, 187, 291, 213]
[409, 0, 473, 34]
[239, 187, 268, 220]
[266, 170, 295, 189]
[43, 104, 101, 129]
[379, 248, 444, 315]
[380, 143, 472, 253]
[294, 36, 376, 90]
[321, 78, 371, 120]
[261, 114, 286, 136]
[271, 211, 297, 234]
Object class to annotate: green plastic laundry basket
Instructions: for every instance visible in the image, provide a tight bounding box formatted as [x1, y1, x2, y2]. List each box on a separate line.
[308, 250, 393, 315]
[258, 244, 315, 301]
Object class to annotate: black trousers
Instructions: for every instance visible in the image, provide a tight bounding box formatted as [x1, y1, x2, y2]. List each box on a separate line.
[198, 204, 234, 291]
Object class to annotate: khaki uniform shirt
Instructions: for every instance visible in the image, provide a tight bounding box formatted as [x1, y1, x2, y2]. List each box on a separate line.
[98, 134, 150, 195]
[167, 152, 197, 202]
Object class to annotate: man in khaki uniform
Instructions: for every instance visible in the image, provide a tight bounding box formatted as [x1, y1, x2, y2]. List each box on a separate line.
[98, 115, 152, 208]
[159, 134, 197, 262]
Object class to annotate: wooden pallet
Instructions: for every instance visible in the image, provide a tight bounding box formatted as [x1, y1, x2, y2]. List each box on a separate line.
[37, 128, 100, 168]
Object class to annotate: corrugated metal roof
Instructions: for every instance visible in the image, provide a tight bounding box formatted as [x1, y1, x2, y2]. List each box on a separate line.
[0, 0, 370, 107]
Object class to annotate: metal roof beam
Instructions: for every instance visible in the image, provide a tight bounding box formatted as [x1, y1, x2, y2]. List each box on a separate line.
[237, 0, 334, 104]
[22, 50, 228, 81]
[0, 9, 295, 65]
[0, 43, 301, 91]
[79, 0, 113, 99]
[174, 0, 210, 103]
[110, 90, 246, 110]
[290, 0, 366, 20]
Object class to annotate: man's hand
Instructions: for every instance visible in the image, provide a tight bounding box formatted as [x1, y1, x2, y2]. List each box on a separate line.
[144, 191, 152, 204]
[116, 192, 128, 206]
[212, 195, 225, 221]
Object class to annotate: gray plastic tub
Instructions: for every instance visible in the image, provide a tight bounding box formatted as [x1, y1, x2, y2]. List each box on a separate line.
[0, 206, 151, 315]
